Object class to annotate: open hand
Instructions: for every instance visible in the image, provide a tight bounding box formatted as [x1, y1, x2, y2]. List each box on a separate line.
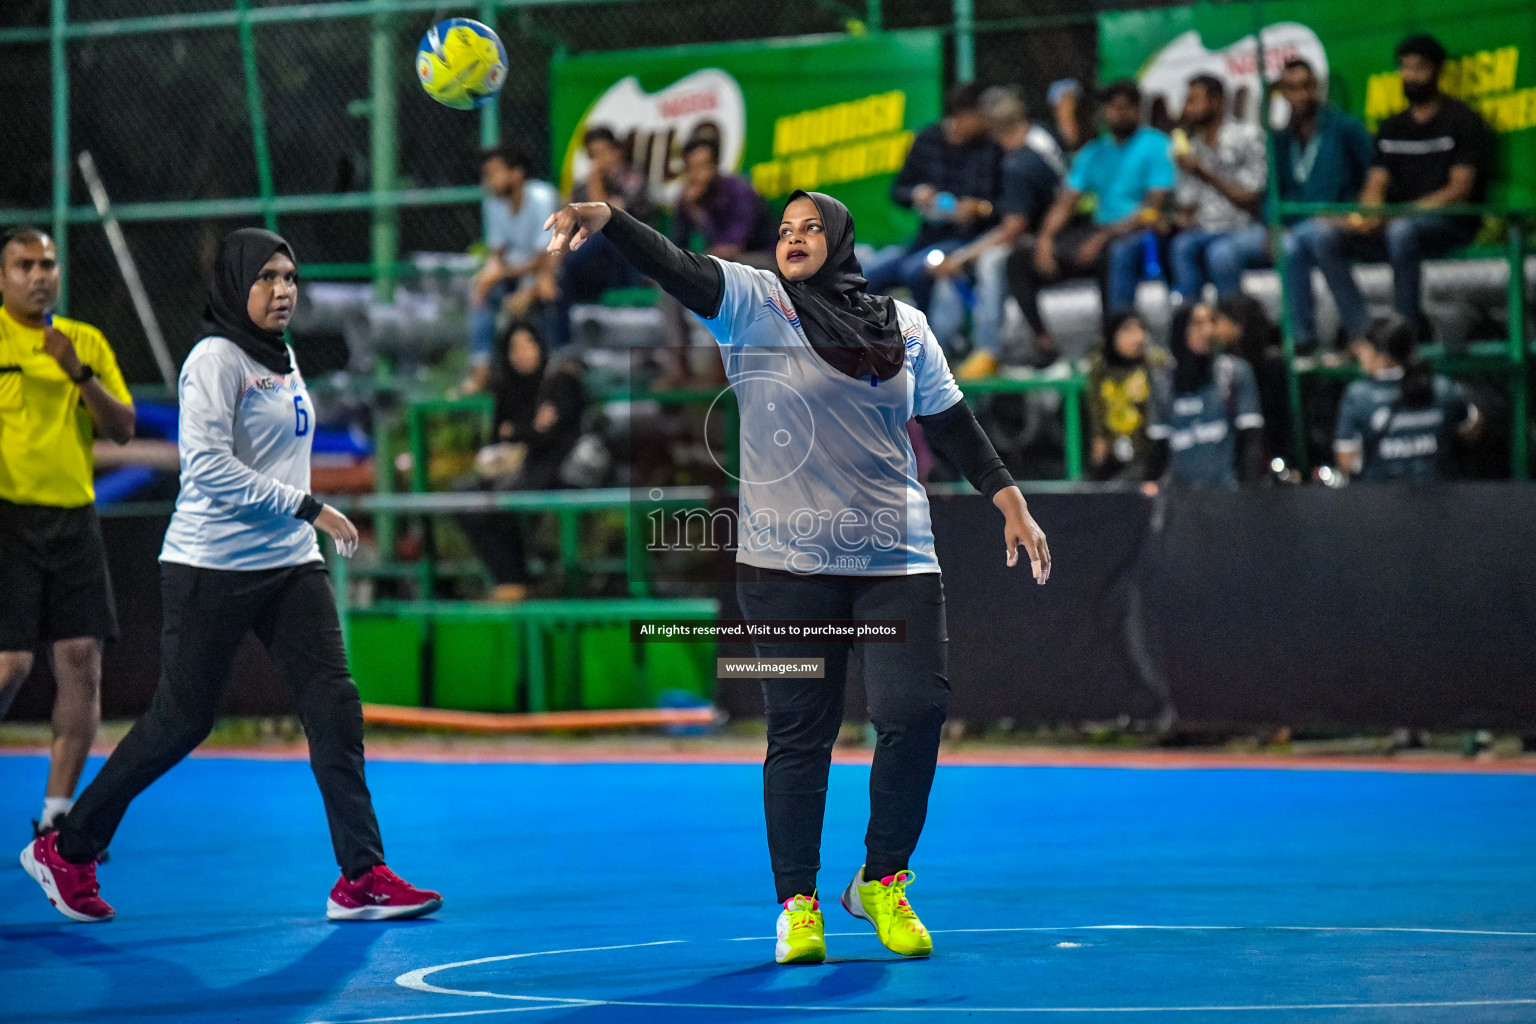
[993, 486, 1051, 584]
[544, 202, 613, 255]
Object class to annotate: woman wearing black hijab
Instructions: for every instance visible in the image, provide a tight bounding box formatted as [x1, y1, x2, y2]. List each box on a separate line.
[456, 318, 587, 600]
[22, 229, 441, 924]
[546, 193, 1050, 965]
[1144, 301, 1265, 489]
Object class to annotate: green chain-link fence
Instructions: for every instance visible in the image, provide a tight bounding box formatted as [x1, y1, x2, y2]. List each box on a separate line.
[0, 0, 1172, 383]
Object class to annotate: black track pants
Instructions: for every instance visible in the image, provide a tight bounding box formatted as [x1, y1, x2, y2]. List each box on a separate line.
[57, 562, 384, 878]
[736, 565, 949, 904]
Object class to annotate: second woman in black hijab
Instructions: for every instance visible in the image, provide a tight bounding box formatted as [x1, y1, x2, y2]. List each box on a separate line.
[457, 319, 587, 601]
[544, 190, 1050, 966]
[24, 228, 442, 924]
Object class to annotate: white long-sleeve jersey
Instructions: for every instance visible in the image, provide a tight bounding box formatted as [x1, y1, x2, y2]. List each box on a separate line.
[160, 336, 322, 570]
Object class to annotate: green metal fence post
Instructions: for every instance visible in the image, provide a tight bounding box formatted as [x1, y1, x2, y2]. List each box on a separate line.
[1250, 0, 1309, 472]
[866, 0, 882, 32]
[235, 0, 278, 232]
[1509, 220, 1529, 479]
[479, 1, 500, 148]
[370, 12, 400, 304]
[953, 0, 975, 83]
[1063, 382, 1083, 481]
[51, 0, 69, 314]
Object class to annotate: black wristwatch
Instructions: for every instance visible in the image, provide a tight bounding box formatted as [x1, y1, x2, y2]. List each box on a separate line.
[70, 364, 95, 385]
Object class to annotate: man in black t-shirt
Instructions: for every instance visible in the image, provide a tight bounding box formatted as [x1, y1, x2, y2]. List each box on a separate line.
[1284, 34, 1494, 350]
[931, 86, 1063, 376]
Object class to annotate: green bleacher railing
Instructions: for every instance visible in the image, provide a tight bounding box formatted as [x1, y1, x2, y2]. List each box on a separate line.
[324, 486, 719, 712]
[1270, 201, 1532, 479]
[325, 484, 715, 600]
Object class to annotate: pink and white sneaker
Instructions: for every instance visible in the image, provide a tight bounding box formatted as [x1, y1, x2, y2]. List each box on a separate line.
[326, 864, 442, 921]
[21, 832, 114, 923]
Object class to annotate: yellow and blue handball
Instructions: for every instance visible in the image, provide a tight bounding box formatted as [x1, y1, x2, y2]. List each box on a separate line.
[415, 18, 507, 110]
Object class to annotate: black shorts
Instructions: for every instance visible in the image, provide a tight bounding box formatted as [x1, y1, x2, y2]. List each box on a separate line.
[0, 499, 118, 650]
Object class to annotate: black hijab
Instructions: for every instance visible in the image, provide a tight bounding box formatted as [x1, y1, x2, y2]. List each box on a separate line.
[491, 319, 548, 439]
[1168, 302, 1216, 395]
[1102, 308, 1148, 368]
[201, 227, 296, 374]
[778, 190, 905, 382]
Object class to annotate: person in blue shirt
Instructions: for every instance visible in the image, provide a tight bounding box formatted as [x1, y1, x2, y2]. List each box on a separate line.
[1006, 80, 1174, 364]
[1334, 315, 1480, 481]
[1146, 301, 1265, 489]
[466, 144, 559, 391]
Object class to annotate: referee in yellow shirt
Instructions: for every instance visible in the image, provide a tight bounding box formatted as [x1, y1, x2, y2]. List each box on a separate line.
[0, 226, 136, 841]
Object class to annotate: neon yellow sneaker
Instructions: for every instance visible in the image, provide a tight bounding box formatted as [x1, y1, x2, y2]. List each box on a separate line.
[841, 867, 932, 957]
[775, 894, 826, 965]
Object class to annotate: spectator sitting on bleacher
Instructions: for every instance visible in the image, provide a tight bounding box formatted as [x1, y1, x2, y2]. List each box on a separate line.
[1272, 56, 1373, 256]
[865, 83, 1002, 317]
[1284, 34, 1494, 354]
[1087, 309, 1170, 481]
[548, 127, 654, 351]
[1145, 301, 1264, 490]
[1334, 314, 1480, 482]
[1006, 80, 1175, 366]
[465, 145, 559, 393]
[931, 86, 1063, 379]
[457, 319, 587, 602]
[1169, 74, 1267, 302]
[659, 134, 776, 384]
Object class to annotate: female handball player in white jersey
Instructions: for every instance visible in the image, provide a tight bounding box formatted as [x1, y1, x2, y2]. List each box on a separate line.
[22, 229, 441, 923]
[546, 192, 1050, 964]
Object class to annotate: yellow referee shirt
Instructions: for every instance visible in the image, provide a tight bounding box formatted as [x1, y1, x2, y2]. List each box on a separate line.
[0, 305, 132, 508]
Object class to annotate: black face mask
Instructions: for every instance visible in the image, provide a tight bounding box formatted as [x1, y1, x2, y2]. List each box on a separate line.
[1402, 78, 1438, 105]
[201, 227, 296, 375]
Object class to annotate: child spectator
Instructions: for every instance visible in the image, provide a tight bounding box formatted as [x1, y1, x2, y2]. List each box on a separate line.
[1087, 309, 1171, 481]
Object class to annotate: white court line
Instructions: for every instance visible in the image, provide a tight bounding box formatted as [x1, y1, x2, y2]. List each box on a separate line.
[300, 928, 1536, 1024]
[395, 941, 681, 1000]
[731, 924, 1536, 940]
[318, 998, 1536, 1023]
[308, 1007, 567, 1023]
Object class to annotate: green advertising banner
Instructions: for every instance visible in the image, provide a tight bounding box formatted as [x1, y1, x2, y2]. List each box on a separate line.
[550, 31, 943, 247]
[1098, 0, 1536, 206]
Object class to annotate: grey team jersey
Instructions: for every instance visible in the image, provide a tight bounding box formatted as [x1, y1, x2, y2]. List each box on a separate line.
[1146, 353, 1263, 489]
[160, 336, 322, 571]
[1334, 371, 1471, 482]
[702, 258, 963, 576]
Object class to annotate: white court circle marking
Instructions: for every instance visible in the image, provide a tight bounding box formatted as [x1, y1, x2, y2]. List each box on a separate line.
[361, 925, 1536, 1022]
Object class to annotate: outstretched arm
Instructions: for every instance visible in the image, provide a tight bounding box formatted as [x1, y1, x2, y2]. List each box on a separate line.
[547, 202, 724, 318]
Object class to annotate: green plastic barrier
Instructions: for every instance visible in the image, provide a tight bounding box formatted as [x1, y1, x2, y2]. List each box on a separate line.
[346, 611, 425, 707]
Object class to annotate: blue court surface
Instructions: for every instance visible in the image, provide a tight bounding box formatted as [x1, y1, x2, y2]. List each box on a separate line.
[3, 751, 1535, 1023]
